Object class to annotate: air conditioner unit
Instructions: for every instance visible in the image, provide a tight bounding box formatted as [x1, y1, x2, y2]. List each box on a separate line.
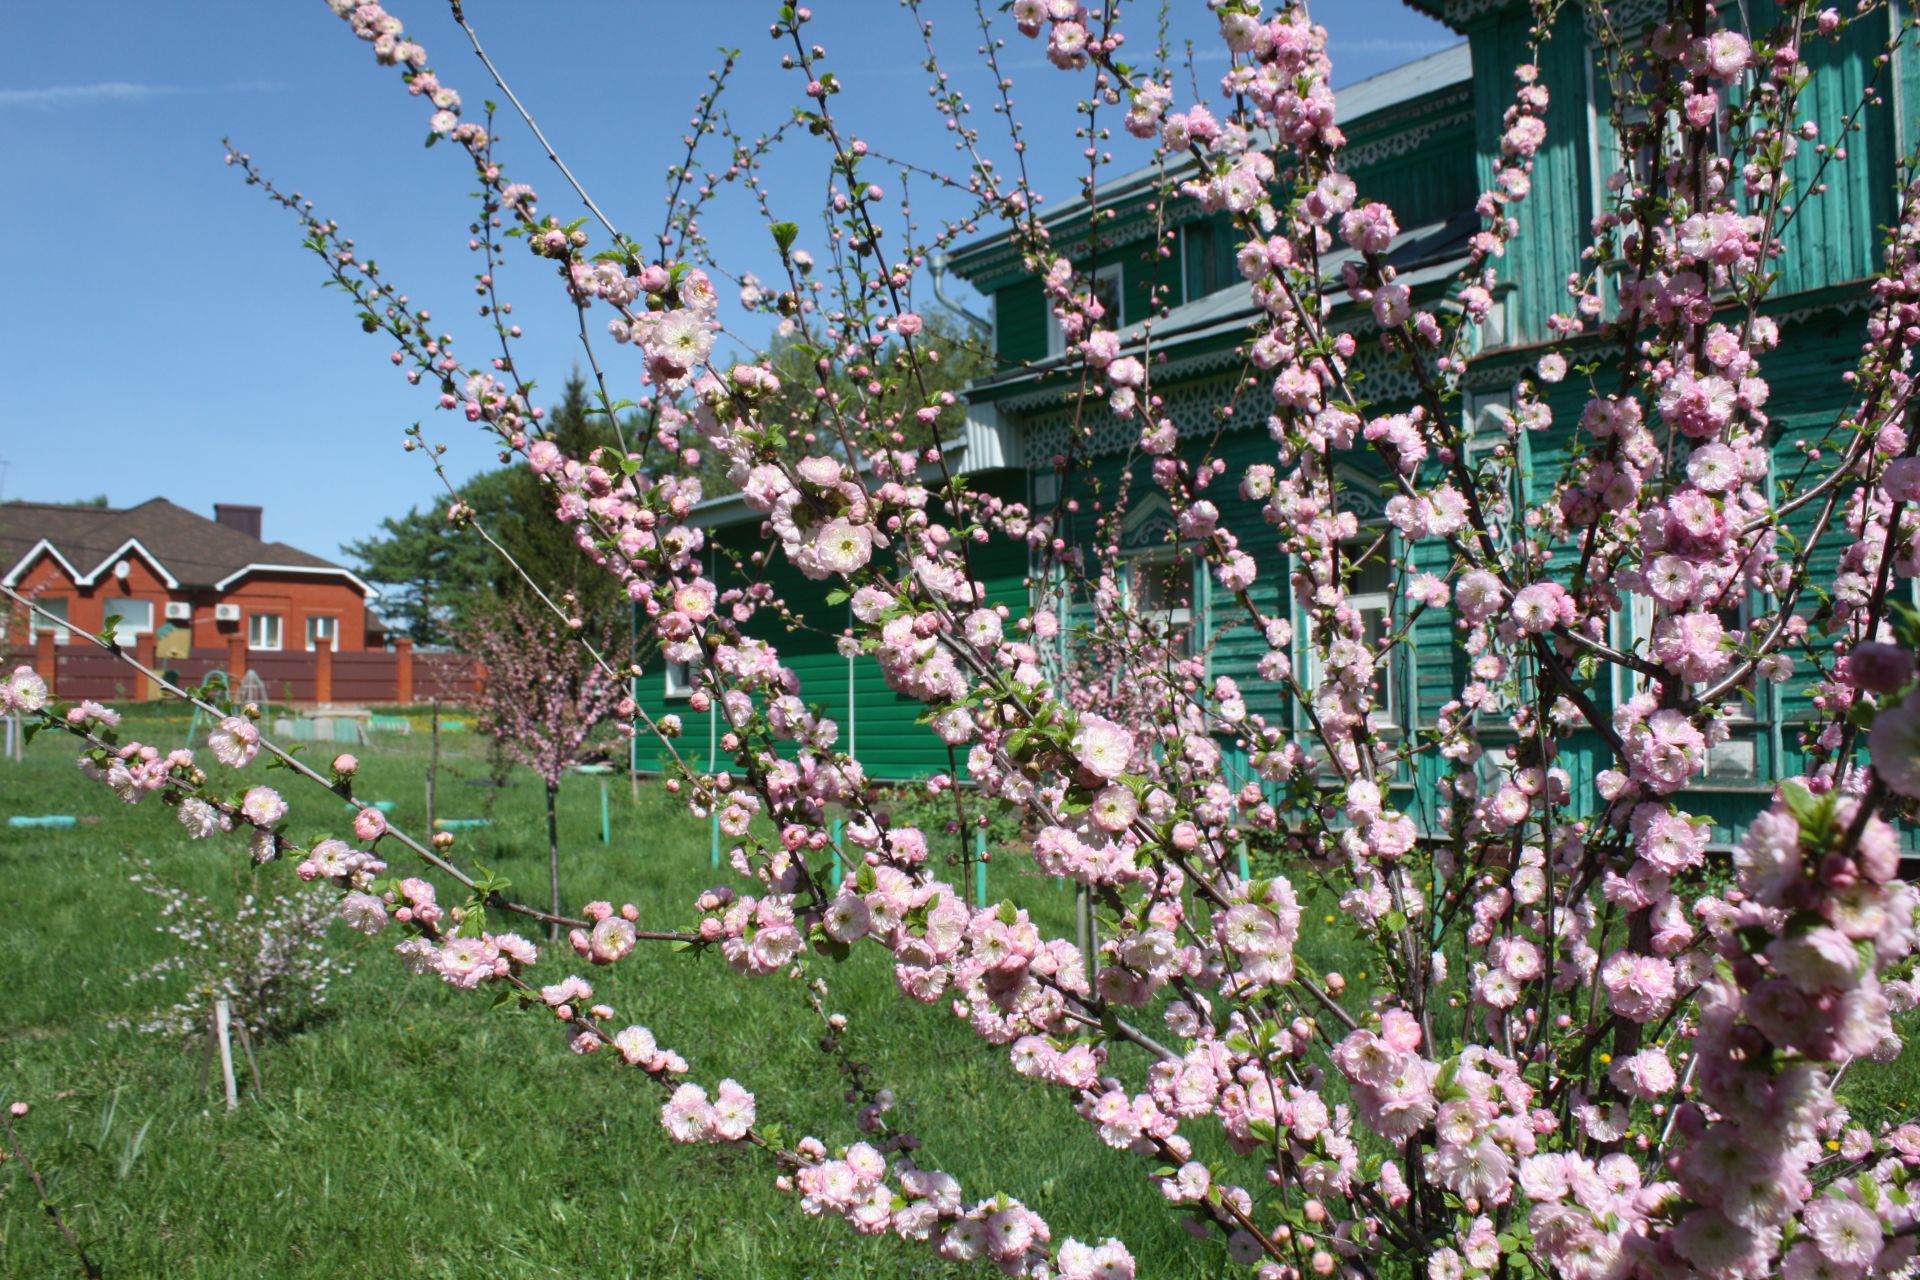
[164, 602, 192, 621]
[213, 603, 242, 623]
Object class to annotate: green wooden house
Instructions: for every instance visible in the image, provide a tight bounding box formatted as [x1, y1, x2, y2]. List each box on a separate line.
[635, 0, 1919, 842]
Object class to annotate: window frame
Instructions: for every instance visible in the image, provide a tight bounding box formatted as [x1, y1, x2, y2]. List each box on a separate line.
[27, 597, 71, 646]
[305, 614, 340, 652]
[1121, 546, 1201, 659]
[1181, 220, 1221, 303]
[248, 612, 284, 653]
[1046, 262, 1125, 359]
[1296, 520, 1401, 736]
[102, 597, 154, 637]
[664, 659, 696, 700]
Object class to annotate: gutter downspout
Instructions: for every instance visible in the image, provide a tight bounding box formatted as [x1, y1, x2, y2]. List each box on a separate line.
[929, 252, 992, 335]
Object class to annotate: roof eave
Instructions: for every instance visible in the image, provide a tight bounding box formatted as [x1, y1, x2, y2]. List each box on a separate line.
[1399, 0, 1462, 31]
[212, 563, 382, 600]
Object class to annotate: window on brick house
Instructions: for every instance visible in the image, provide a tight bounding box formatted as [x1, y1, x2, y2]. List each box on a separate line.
[103, 597, 152, 637]
[248, 612, 283, 652]
[27, 597, 70, 645]
[306, 616, 339, 652]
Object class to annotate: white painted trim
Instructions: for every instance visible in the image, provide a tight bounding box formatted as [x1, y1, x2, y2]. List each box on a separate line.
[248, 612, 284, 652]
[214, 563, 381, 599]
[0, 538, 81, 588]
[74, 538, 180, 589]
[304, 614, 340, 652]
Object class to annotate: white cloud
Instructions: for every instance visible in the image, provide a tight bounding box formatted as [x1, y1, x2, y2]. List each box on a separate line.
[0, 80, 280, 110]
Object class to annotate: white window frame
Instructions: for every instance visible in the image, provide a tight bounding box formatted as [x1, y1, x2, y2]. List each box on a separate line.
[1463, 389, 1526, 547]
[664, 659, 695, 699]
[248, 612, 283, 652]
[1298, 530, 1400, 732]
[1122, 547, 1198, 657]
[1046, 262, 1124, 359]
[1618, 590, 1757, 721]
[306, 615, 339, 652]
[102, 597, 153, 637]
[28, 597, 70, 645]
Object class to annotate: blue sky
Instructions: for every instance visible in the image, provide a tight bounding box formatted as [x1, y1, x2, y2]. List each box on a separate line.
[0, 0, 1452, 563]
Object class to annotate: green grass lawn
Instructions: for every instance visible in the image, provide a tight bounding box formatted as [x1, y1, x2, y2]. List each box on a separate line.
[0, 707, 1210, 1278]
[7, 708, 1920, 1278]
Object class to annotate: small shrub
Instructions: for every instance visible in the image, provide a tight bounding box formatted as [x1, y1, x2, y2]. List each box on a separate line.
[115, 856, 351, 1040]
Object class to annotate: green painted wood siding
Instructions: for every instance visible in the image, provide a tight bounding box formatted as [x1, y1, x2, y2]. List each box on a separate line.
[1469, 6, 1593, 346]
[1760, 2, 1901, 297]
[633, 472, 1032, 781]
[995, 277, 1050, 365]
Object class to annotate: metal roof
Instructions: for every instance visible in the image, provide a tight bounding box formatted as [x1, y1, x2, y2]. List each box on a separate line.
[947, 41, 1470, 273]
[966, 209, 1480, 396]
[1331, 42, 1470, 123]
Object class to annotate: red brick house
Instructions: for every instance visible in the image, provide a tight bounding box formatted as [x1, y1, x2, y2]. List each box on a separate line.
[0, 498, 382, 657]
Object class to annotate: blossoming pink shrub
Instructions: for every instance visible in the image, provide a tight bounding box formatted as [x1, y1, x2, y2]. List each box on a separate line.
[11, 0, 1920, 1275]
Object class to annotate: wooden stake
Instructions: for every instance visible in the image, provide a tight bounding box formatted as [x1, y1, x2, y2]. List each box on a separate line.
[213, 997, 239, 1112]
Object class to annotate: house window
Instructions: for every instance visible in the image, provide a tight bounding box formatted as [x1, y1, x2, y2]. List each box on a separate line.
[1301, 534, 1399, 730]
[1462, 389, 1528, 546]
[1617, 591, 1760, 773]
[28, 597, 70, 645]
[1182, 221, 1221, 301]
[665, 659, 695, 699]
[103, 597, 153, 637]
[306, 616, 339, 652]
[1046, 262, 1125, 358]
[1125, 551, 1197, 656]
[248, 613, 283, 652]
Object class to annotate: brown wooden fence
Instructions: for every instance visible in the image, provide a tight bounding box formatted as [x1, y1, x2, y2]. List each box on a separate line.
[3, 635, 483, 707]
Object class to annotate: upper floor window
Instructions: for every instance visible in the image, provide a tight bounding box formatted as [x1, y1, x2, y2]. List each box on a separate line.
[103, 597, 153, 637]
[1047, 262, 1124, 359]
[1182, 221, 1223, 302]
[248, 612, 283, 652]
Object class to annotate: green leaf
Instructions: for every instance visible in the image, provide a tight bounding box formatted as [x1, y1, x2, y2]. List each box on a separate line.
[770, 221, 800, 255]
[1779, 779, 1821, 827]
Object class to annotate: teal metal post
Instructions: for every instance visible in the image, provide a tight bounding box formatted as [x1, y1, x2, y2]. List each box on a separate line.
[831, 818, 844, 890]
[1237, 843, 1250, 882]
[599, 779, 611, 845]
[973, 827, 988, 908]
[710, 812, 720, 870]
